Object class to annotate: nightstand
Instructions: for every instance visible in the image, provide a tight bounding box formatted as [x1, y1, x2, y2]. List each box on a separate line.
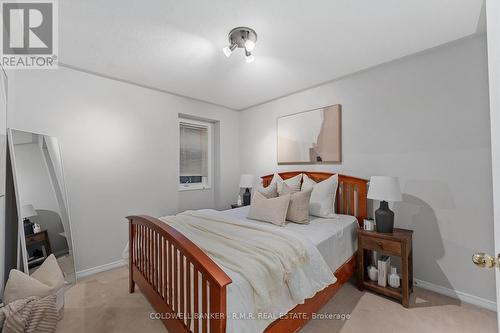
[25, 230, 53, 269]
[357, 228, 413, 307]
[230, 204, 244, 209]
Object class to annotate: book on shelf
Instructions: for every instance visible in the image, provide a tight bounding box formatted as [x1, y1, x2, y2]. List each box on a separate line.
[377, 255, 391, 287]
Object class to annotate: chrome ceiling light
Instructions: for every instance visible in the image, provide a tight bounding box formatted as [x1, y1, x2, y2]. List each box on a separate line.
[222, 27, 257, 63]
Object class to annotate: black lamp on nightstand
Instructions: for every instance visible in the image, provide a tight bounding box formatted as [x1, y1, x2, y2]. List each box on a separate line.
[22, 204, 37, 235]
[367, 176, 402, 233]
[239, 174, 255, 206]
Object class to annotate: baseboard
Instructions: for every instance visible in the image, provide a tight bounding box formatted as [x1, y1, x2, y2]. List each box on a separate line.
[74, 262, 497, 311]
[414, 279, 497, 312]
[76, 259, 126, 279]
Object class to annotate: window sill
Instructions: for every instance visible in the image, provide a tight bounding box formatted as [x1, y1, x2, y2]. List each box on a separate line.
[178, 185, 212, 192]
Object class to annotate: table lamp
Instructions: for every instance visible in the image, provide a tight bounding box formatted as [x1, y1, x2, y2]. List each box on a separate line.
[367, 176, 402, 233]
[239, 174, 255, 206]
[21, 204, 37, 235]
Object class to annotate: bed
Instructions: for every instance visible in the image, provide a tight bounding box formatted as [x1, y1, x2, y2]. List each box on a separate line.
[126, 171, 367, 333]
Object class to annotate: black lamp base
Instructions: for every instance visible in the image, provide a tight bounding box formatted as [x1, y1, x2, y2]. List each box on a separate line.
[375, 201, 394, 233]
[243, 188, 251, 206]
[23, 218, 34, 235]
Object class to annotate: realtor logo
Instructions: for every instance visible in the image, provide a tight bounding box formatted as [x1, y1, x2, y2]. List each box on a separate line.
[1, 0, 58, 69]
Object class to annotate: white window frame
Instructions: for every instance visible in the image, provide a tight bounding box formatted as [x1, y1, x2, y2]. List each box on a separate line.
[178, 117, 212, 191]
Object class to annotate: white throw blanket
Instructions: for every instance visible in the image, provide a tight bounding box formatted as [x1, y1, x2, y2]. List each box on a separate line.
[161, 210, 335, 312]
[161, 210, 315, 313]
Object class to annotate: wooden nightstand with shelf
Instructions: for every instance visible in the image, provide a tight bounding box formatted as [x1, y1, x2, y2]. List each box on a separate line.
[357, 228, 413, 307]
[25, 230, 53, 269]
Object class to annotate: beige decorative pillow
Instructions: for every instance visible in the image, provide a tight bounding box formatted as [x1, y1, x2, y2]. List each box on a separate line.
[3, 270, 53, 305]
[31, 254, 65, 290]
[247, 191, 291, 226]
[258, 181, 278, 198]
[276, 173, 302, 195]
[287, 188, 313, 224]
[278, 182, 294, 196]
[4, 254, 65, 306]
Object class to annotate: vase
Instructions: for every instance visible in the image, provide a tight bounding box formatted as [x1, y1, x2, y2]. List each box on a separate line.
[388, 267, 400, 288]
[375, 200, 394, 233]
[367, 265, 378, 282]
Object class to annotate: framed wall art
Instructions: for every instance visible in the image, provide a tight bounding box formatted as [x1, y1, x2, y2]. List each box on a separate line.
[277, 104, 341, 164]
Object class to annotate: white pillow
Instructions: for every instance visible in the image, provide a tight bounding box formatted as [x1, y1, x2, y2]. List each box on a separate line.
[301, 174, 339, 217]
[247, 191, 291, 226]
[274, 173, 303, 195]
[257, 181, 278, 198]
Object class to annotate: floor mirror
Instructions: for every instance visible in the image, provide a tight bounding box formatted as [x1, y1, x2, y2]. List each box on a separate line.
[7, 129, 76, 286]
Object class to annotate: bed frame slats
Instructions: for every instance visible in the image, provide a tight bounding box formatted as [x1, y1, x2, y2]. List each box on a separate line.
[128, 214, 231, 333]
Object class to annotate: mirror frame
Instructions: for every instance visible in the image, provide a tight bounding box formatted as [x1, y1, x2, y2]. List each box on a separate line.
[7, 128, 77, 281]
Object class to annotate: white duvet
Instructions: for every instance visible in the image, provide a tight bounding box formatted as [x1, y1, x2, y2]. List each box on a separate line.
[125, 209, 336, 333]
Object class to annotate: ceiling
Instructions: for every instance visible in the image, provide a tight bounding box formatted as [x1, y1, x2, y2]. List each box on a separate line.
[60, 0, 485, 110]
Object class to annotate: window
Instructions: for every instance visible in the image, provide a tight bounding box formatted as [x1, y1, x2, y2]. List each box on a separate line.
[179, 118, 212, 190]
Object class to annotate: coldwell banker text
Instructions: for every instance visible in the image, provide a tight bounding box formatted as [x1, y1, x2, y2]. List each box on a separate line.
[1, 0, 58, 69]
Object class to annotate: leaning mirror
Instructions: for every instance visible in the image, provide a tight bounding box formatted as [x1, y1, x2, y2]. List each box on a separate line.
[7, 129, 76, 285]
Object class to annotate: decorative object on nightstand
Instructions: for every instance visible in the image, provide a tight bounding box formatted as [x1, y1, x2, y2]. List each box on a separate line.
[237, 194, 242, 206]
[239, 174, 255, 206]
[367, 176, 402, 233]
[21, 204, 37, 236]
[388, 267, 401, 288]
[377, 255, 390, 287]
[363, 218, 375, 231]
[357, 228, 413, 307]
[367, 265, 378, 281]
[33, 222, 41, 233]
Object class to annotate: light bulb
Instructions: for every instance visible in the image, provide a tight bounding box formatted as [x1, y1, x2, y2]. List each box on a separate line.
[222, 46, 233, 58]
[244, 39, 255, 52]
[245, 53, 255, 63]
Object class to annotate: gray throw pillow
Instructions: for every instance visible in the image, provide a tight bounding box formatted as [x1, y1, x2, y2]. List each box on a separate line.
[286, 188, 313, 224]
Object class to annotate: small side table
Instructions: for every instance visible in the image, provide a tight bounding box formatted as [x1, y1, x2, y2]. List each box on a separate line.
[25, 230, 52, 268]
[357, 228, 413, 307]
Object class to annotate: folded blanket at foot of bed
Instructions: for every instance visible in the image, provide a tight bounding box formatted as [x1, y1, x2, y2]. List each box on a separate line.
[0, 295, 59, 333]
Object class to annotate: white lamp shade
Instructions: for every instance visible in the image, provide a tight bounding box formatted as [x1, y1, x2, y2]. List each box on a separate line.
[21, 204, 37, 218]
[239, 174, 255, 188]
[367, 176, 402, 202]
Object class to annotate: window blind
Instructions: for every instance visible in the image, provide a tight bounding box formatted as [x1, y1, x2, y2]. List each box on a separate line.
[179, 122, 208, 178]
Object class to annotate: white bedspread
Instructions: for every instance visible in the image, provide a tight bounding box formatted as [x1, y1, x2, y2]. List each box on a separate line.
[225, 206, 359, 271]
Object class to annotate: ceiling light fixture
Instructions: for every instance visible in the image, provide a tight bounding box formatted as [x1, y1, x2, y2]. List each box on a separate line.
[245, 50, 255, 63]
[222, 27, 257, 63]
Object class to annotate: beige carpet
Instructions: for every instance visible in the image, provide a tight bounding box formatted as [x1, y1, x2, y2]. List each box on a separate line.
[56, 267, 497, 333]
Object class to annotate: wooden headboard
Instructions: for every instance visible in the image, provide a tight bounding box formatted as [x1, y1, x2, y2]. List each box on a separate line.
[261, 171, 368, 226]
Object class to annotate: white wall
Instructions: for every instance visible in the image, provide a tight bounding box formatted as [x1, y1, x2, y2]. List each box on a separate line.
[239, 35, 495, 303]
[6, 66, 240, 273]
